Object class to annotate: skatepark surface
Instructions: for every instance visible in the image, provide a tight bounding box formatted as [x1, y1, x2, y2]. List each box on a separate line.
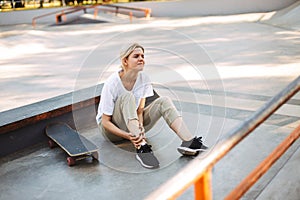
[0, 0, 300, 199]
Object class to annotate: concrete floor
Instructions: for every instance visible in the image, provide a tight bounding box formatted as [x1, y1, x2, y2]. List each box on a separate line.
[1, 1, 300, 199]
[0, 100, 299, 200]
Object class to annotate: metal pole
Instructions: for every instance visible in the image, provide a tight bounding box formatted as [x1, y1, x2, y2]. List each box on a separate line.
[194, 168, 213, 200]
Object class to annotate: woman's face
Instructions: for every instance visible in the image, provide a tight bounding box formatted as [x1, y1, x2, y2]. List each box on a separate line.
[124, 48, 145, 72]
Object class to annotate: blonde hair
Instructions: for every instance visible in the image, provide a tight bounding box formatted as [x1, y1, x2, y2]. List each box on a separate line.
[120, 43, 144, 69]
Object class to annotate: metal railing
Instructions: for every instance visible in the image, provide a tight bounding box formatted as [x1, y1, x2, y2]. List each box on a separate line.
[54, 5, 88, 23]
[99, 3, 151, 18]
[32, 3, 151, 27]
[145, 75, 300, 200]
[32, 6, 86, 27]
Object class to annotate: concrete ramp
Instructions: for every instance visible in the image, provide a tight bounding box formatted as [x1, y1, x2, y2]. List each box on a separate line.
[126, 0, 298, 17]
[261, 1, 300, 31]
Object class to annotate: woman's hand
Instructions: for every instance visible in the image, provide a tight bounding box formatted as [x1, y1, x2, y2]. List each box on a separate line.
[129, 132, 145, 148]
[139, 124, 145, 135]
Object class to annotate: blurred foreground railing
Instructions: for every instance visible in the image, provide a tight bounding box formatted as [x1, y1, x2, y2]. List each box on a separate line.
[145, 76, 300, 200]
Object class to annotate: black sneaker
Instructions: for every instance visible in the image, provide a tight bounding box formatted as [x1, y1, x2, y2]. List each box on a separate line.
[136, 144, 159, 169]
[177, 137, 208, 156]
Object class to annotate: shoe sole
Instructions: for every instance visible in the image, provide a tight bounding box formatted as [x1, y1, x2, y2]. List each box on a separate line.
[177, 147, 207, 156]
[136, 155, 159, 169]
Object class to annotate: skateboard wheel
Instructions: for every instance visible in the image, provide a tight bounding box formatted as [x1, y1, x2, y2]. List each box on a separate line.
[92, 152, 99, 160]
[67, 157, 76, 166]
[48, 140, 56, 149]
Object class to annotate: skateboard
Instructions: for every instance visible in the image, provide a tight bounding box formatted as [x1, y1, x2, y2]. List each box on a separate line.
[45, 122, 99, 166]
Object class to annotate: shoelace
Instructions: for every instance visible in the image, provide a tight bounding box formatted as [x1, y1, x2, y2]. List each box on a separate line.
[195, 136, 203, 144]
[140, 144, 153, 153]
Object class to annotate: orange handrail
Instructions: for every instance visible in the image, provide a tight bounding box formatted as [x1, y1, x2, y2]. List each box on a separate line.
[32, 6, 89, 27]
[55, 6, 87, 24]
[100, 4, 151, 18]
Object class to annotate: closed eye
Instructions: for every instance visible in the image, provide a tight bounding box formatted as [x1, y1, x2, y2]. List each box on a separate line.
[133, 54, 144, 59]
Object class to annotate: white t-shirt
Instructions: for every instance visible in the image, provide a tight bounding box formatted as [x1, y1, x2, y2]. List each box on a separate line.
[96, 70, 154, 124]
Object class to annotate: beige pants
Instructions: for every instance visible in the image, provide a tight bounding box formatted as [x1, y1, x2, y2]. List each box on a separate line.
[99, 92, 180, 142]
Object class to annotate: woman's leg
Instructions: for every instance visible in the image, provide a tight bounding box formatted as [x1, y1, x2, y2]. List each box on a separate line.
[143, 96, 194, 141]
[100, 92, 159, 168]
[100, 92, 142, 142]
[143, 96, 208, 156]
[169, 117, 194, 141]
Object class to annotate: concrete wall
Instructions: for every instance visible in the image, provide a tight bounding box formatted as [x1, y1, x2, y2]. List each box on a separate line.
[0, 7, 66, 25]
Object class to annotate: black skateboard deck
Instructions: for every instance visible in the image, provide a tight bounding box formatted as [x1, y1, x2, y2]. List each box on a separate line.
[45, 123, 99, 166]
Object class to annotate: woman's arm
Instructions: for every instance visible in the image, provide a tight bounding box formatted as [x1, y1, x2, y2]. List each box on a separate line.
[101, 114, 130, 140]
[102, 114, 144, 147]
[137, 98, 146, 128]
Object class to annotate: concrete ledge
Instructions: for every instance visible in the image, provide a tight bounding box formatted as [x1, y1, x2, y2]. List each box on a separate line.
[0, 83, 161, 157]
[0, 84, 103, 157]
